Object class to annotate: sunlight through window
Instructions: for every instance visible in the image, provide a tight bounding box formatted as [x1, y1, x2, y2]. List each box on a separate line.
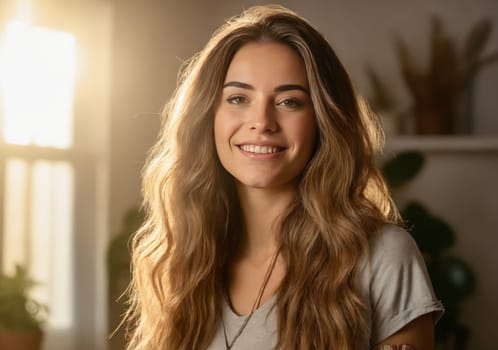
[1, 2, 111, 347]
[31, 160, 74, 328]
[2, 158, 28, 269]
[0, 20, 76, 148]
[3, 158, 74, 328]
[1, 18, 77, 332]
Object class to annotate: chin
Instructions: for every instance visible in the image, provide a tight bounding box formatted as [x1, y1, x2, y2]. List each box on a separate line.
[237, 180, 273, 189]
[236, 176, 294, 191]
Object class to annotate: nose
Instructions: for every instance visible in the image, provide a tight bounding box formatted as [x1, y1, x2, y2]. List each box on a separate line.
[248, 102, 277, 133]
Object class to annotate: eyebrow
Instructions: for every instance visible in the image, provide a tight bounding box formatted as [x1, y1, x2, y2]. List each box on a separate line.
[223, 81, 309, 94]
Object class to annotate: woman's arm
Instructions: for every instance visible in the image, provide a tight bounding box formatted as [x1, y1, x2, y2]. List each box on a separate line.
[372, 313, 435, 350]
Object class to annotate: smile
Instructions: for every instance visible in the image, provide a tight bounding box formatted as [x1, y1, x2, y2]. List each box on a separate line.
[239, 145, 282, 154]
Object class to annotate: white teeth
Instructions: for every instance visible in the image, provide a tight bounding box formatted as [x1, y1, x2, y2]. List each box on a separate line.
[240, 145, 279, 154]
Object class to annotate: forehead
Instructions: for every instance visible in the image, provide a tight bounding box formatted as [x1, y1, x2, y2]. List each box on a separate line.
[224, 41, 309, 88]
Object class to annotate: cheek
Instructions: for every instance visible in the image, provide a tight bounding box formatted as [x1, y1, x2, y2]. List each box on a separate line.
[214, 111, 233, 152]
[294, 116, 317, 153]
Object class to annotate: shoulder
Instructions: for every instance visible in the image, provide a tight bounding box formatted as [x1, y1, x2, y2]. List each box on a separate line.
[368, 224, 421, 267]
[369, 224, 418, 253]
[360, 224, 444, 345]
[363, 223, 432, 294]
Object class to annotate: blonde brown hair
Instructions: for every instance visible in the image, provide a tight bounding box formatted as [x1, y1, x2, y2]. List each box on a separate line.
[126, 5, 399, 350]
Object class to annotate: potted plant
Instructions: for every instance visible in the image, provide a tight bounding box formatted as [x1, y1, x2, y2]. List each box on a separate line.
[366, 16, 498, 135]
[394, 16, 498, 134]
[0, 265, 47, 350]
[383, 151, 476, 350]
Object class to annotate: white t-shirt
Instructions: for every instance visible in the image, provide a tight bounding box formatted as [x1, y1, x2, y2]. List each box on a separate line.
[207, 225, 444, 349]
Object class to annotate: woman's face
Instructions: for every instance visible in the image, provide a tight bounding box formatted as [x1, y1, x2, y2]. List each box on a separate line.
[214, 41, 317, 192]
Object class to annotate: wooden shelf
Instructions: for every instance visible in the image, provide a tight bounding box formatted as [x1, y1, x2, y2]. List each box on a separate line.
[385, 136, 498, 153]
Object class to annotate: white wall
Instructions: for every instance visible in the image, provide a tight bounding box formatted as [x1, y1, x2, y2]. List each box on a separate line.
[109, 0, 221, 235]
[109, 1, 498, 348]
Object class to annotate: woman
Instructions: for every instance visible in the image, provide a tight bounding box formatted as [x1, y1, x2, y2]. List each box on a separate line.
[125, 5, 443, 350]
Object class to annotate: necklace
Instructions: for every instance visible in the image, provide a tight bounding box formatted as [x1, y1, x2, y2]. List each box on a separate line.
[222, 249, 280, 350]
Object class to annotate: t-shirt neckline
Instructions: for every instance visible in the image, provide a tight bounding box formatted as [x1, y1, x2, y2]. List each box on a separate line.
[224, 293, 277, 319]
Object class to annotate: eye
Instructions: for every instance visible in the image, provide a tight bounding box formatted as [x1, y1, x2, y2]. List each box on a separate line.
[277, 98, 303, 108]
[227, 95, 247, 105]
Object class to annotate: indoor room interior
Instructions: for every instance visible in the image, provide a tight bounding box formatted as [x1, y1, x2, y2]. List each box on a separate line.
[0, 0, 497, 349]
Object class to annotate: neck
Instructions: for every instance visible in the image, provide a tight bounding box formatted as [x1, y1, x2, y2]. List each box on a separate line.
[236, 184, 295, 260]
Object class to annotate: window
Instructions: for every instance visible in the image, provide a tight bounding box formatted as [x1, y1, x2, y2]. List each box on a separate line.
[1, 21, 76, 148]
[0, 1, 112, 349]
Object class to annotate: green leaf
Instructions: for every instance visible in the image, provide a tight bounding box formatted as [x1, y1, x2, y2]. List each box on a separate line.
[382, 151, 425, 188]
[429, 255, 476, 305]
[0, 264, 46, 330]
[403, 201, 455, 257]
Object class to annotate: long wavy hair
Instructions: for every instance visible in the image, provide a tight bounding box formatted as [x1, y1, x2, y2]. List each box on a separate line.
[125, 5, 400, 350]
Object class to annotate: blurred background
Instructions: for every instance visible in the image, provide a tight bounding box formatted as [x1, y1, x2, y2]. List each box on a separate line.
[0, 0, 496, 349]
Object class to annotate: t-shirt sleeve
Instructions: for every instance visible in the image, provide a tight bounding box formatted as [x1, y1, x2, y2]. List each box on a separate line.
[368, 225, 444, 344]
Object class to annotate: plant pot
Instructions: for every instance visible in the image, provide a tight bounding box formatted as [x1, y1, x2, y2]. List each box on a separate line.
[0, 329, 43, 350]
[415, 106, 453, 135]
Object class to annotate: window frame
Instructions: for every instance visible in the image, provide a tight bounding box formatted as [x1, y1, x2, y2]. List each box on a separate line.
[0, 1, 113, 349]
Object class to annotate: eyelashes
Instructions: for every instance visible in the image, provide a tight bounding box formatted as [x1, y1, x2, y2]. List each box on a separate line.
[276, 98, 303, 108]
[226, 95, 247, 105]
[226, 95, 305, 109]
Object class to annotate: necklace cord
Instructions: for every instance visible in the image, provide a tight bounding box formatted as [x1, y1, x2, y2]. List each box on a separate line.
[222, 249, 281, 350]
